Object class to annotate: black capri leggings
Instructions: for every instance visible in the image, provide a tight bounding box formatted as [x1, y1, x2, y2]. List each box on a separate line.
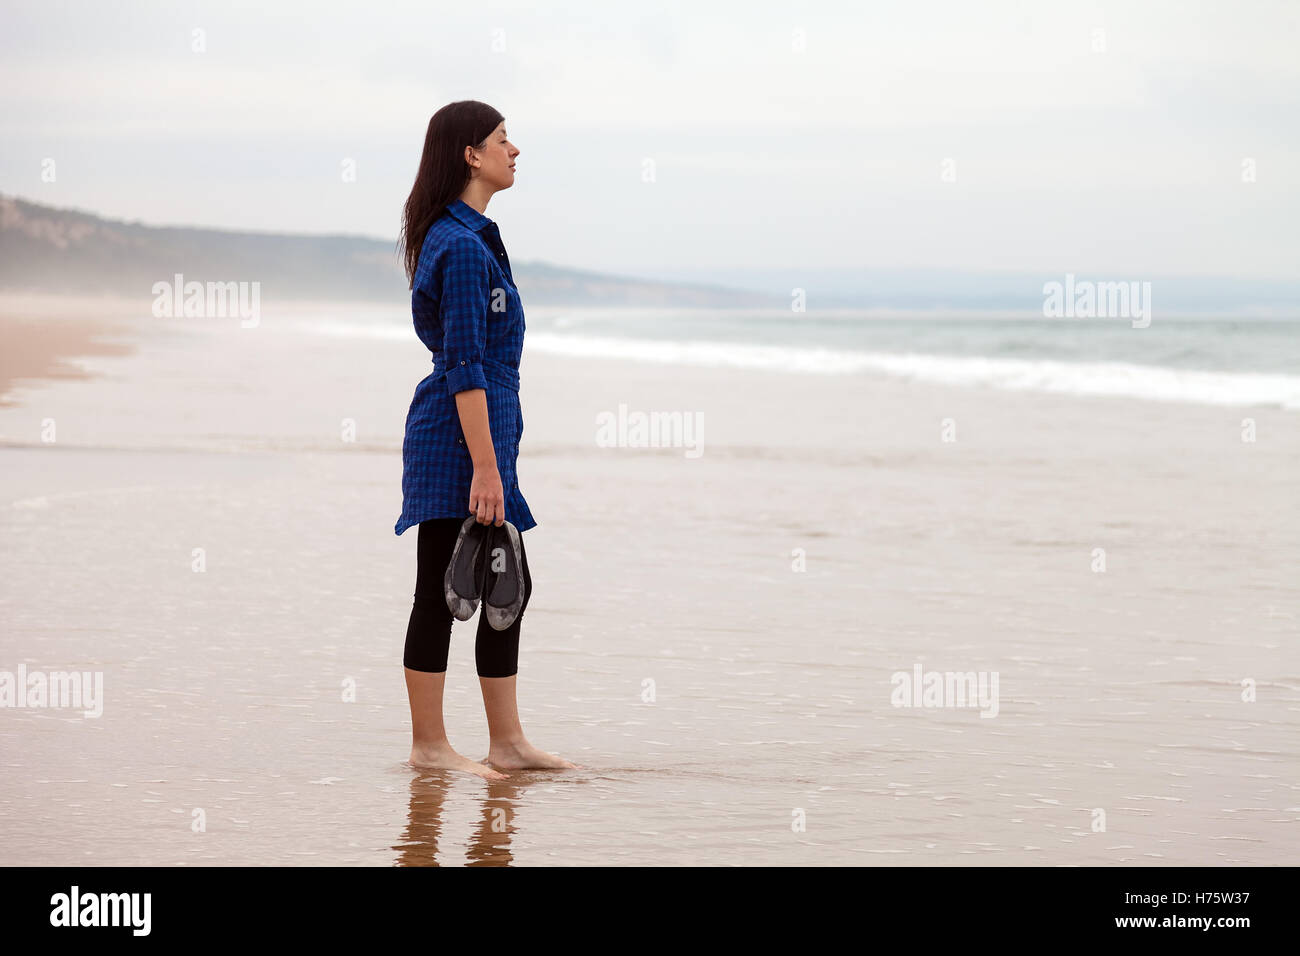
[403, 517, 533, 678]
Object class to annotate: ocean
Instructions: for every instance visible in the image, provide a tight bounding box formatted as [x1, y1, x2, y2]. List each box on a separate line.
[297, 307, 1300, 412]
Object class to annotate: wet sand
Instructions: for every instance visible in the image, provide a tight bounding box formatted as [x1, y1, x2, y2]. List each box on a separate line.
[0, 297, 1296, 865]
[0, 295, 142, 406]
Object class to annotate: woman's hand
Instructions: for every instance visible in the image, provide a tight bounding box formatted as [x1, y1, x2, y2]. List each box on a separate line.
[469, 464, 506, 526]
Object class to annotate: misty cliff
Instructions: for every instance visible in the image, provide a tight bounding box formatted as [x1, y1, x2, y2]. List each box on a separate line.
[0, 195, 775, 308]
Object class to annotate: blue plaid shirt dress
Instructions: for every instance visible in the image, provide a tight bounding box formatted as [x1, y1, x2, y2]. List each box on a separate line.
[394, 199, 537, 536]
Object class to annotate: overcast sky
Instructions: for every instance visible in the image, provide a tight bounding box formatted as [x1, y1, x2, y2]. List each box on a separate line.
[2, 0, 1297, 285]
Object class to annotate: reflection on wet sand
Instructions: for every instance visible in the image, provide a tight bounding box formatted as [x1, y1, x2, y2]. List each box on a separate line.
[393, 770, 525, 867]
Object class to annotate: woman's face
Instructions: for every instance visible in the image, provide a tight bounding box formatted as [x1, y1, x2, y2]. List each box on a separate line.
[471, 121, 519, 191]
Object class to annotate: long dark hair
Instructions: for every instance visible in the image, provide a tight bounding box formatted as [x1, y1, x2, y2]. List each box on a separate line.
[398, 100, 504, 289]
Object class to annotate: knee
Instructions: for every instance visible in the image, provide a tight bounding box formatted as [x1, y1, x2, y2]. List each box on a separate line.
[412, 582, 447, 606]
[408, 586, 453, 633]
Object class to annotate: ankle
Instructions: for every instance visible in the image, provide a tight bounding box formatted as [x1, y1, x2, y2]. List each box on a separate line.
[412, 739, 455, 754]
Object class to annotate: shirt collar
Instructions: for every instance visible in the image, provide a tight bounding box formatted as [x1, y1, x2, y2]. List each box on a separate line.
[444, 198, 493, 233]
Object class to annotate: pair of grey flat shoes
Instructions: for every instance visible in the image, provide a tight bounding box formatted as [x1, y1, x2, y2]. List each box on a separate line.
[443, 517, 526, 630]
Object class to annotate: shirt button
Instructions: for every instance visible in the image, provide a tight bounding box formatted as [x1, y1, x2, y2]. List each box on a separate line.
[459, 360, 465, 365]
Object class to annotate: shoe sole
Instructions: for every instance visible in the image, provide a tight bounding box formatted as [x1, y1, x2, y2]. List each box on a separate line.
[443, 517, 491, 621]
[482, 520, 525, 631]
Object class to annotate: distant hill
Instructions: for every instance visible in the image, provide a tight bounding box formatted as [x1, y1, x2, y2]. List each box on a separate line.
[0, 195, 777, 308]
[5, 194, 1296, 315]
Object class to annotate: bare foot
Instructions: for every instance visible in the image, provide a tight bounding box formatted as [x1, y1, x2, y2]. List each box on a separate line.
[486, 739, 580, 770]
[410, 744, 510, 780]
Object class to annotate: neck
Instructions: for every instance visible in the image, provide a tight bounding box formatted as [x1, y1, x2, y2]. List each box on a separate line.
[458, 181, 494, 215]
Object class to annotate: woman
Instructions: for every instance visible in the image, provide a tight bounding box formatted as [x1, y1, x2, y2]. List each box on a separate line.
[396, 100, 576, 779]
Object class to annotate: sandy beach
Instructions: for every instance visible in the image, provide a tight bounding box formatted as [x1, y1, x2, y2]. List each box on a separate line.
[0, 295, 143, 406]
[1, 296, 1296, 866]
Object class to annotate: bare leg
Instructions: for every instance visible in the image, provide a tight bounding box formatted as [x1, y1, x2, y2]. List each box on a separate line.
[481, 674, 580, 769]
[406, 667, 509, 779]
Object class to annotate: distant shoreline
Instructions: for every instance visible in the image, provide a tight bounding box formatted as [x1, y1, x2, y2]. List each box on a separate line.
[3, 292, 1298, 413]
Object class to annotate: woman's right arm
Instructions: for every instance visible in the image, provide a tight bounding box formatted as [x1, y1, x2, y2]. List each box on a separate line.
[455, 388, 505, 526]
[437, 236, 506, 526]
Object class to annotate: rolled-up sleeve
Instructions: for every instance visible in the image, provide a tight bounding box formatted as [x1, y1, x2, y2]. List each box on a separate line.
[438, 236, 490, 395]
